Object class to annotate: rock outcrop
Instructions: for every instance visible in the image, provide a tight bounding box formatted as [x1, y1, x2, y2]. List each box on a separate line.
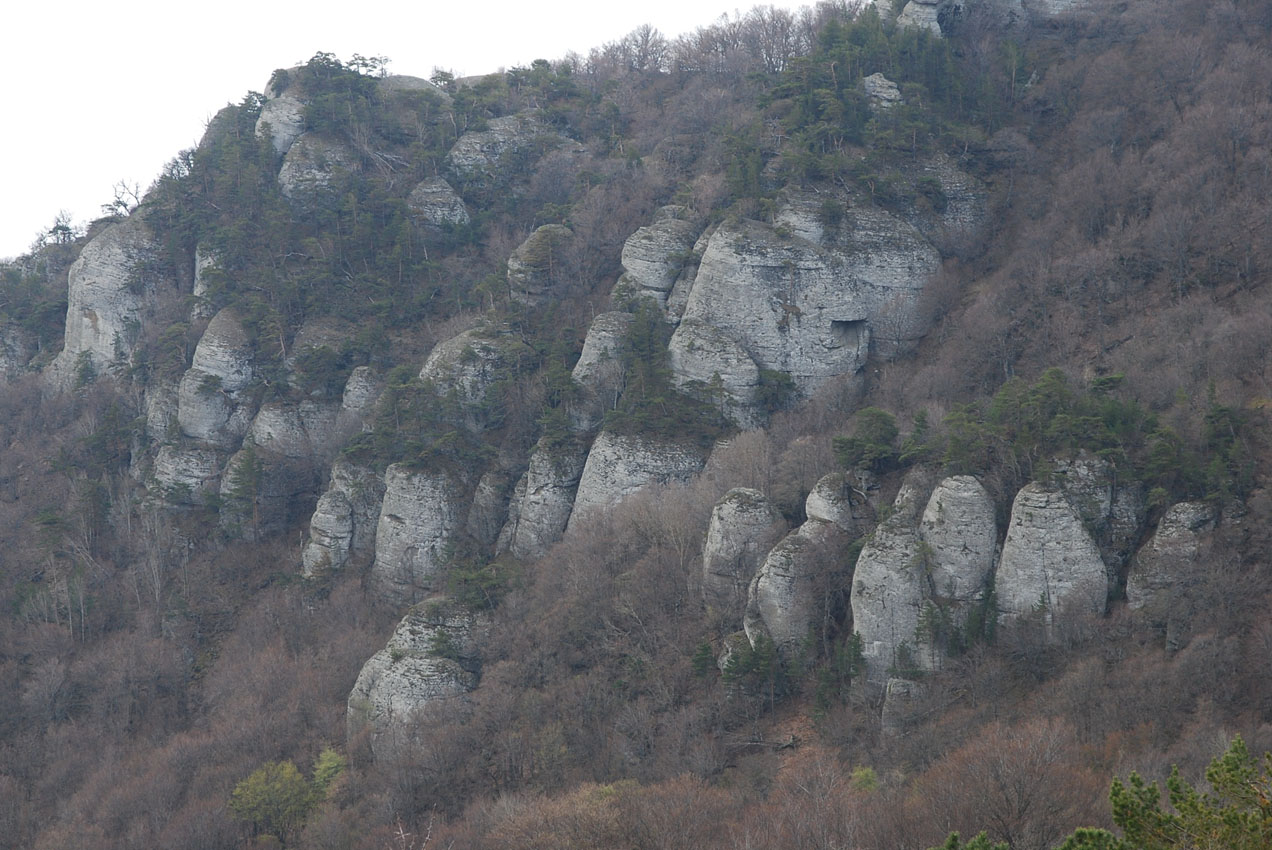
[407, 177, 470, 229]
[863, 73, 903, 110]
[497, 437, 590, 560]
[667, 319, 763, 428]
[302, 460, 386, 577]
[1050, 452, 1146, 590]
[417, 327, 532, 428]
[506, 225, 574, 305]
[446, 114, 564, 188]
[745, 518, 849, 657]
[566, 432, 707, 533]
[996, 482, 1108, 618]
[347, 599, 483, 758]
[278, 134, 356, 208]
[611, 207, 699, 310]
[569, 311, 632, 430]
[255, 92, 307, 157]
[918, 475, 997, 601]
[701, 488, 784, 621]
[218, 444, 319, 540]
[248, 400, 341, 459]
[48, 215, 165, 386]
[1126, 502, 1216, 647]
[897, 0, 950, 33]
[0, 322, 34, 379]
[176, 309, 256, 448]
[151, 445, 224, 505]
[805, 471, 873, 536]
[369, 464, 472, 604]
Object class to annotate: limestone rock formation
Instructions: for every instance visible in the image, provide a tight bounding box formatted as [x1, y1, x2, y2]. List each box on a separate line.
[176, 309, 256, 448]
[701, 488, 784, 621]
[418, 328, 532, 428]
[506, 225, 574, 305]
[347, 599, 483, 757]
[190, 246, 221, 320]
[1126, 502, 1216, 619]
[48, 215, 165, 386]
[278, 134, 356, 207]
[566, 432, 707, 533]
[341, 366, 383, 420]
[498, 437, 590, 560]
[851, 475, 934, 681]
[570, 311, 632, 431]
[863, 73, 903, 110]
[218, 445, 319, 540]
[302, 460, 385, 577]
[805, 471, 873, 536]
[143, 378, 180, 443]
[255, 92, 307, 157]
[996, 482, 1108, 618]
[446, 114, 564, 187]
[152, 445, 224, 505]
[1051, 452, 1146, 586]
[918, 475, 997, 601]
[897, 0, 949, 33]
[247, 400, 342, 460]
[370, 464, 471, 604]
[745, 518, 850, 657]
[407, 177, 470, 229]
[611, 206, 699, 309]
[0, 322, 34, 379]
[667, 319, 763, 428]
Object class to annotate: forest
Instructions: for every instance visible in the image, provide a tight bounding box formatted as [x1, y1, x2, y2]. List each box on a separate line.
[1, 1, 1271, 848]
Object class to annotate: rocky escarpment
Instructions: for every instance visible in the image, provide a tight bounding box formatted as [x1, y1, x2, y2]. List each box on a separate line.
[1126, 502, 1216, 648]
[996, 482, 1108, 618]
[418, 327, 532, 426]
[497, 437, 590, 560]
[176, 308, 256, 449]
[701, 488, 784, 622]
[407, 177, 470, 229]
[347, 599, 484, 758]
[302, 460, 386, 577]
[506, 225, 574, 306]
[48, 214, 166, 387]
[446, 114, 568, 190]
[151, 445, 224, 505]
[255, 91, 307, 157]
[369, 464, 473, 604]
[278, 134, 357, 209]
[611, 206, 699, 310]
[918, 475, 997, 602]
[569, 311, 632, 431]
[565, 432, 707, 533]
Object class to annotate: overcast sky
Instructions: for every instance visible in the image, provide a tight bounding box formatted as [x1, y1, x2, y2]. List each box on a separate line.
[0, 0, 821, 260]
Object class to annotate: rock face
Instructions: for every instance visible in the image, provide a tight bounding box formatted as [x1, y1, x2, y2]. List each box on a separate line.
[851, 474, 935, 681]
[667, 320, 763, 428]
[996, 482, 1108, 618]
[218, 445, 319, 540]
[248, 400, 341, 459]
[497, 437, 590, 560]
[49, 215, 164, 386]
[805, 471, 873, 536]
[302, 460, 386, 577]
[612, 207, 699, 309]
[417, 328, 532, 428]
[566, 432, 707, 533]
[152, 445, 224, 505]
[897, 0, 949, 33]
[918, 475, 997, 601]
[745, 518, 850, 657]
[278, 134, 356, 207]
[570, 311, 632, 431]
[1050, 452, 1146, 589]
[506, 225, 574, 305]
[176, 309, 256, 448]
[190, 246, 221, 320]
[446, 114, 562, 187]
[863, 73, 903, 109]
[701, 488, 784, 621]
[255, 92, 307, 157]
[407, 177, 470, 228]
[347, 599, 482, 758]
[1126, 502, 1216, 618]
[370, 465, 471, 604]
[0, 322, 34, 378]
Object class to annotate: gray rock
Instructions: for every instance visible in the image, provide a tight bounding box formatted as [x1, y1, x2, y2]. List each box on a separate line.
[176, 309, 256, 448]
[48, 215, 164, 386]
[863, 73, 903, 110]
[851, 478, 934, 682]
[446, 113, 564, 186]
[152, 445, 224, 505]
[897, 0, 947, 33]
[881, 677, 926, 734]
[1126, 502, 1216, 614]
[667, 319, 763, 428]
[918, 475, 997, 601]
[377, 75, 450, 99]
[278, 134, 356, 208]
[370, 464, 471, 604]
[506, 225, 574, 305]
[745, 518, 850, 658]
[347, 599, 482, 758]
[1051, 452, 1146, 587]
[996, 482, 1108, 618]
[143, 378, 180, 443]
[255, 92, 307, 157]
[467, 468, 517, 549]
[805, 471, 873, 536]
[701, 488, 784, 621]
[566, 432, 707, 533]
[0, 321, 35, 379]
[302, 460, 385, 577]
[570, 311, 632, 431]
[407, 177, 470, 229]
[498, 437, 589, 560]
[218, 445, 318, 540]
[612, 207, 699, 309]
[247, 400, 342, 459]
[190, 246, 221, 320]
[341, 366, 383, 419]
[418, 328, 532, 428]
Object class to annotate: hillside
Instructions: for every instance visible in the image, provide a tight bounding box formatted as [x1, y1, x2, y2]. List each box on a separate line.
[2, 2, 1271, 849]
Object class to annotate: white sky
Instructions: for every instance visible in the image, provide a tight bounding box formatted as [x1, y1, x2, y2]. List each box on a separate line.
[0, 0, 816, 261]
